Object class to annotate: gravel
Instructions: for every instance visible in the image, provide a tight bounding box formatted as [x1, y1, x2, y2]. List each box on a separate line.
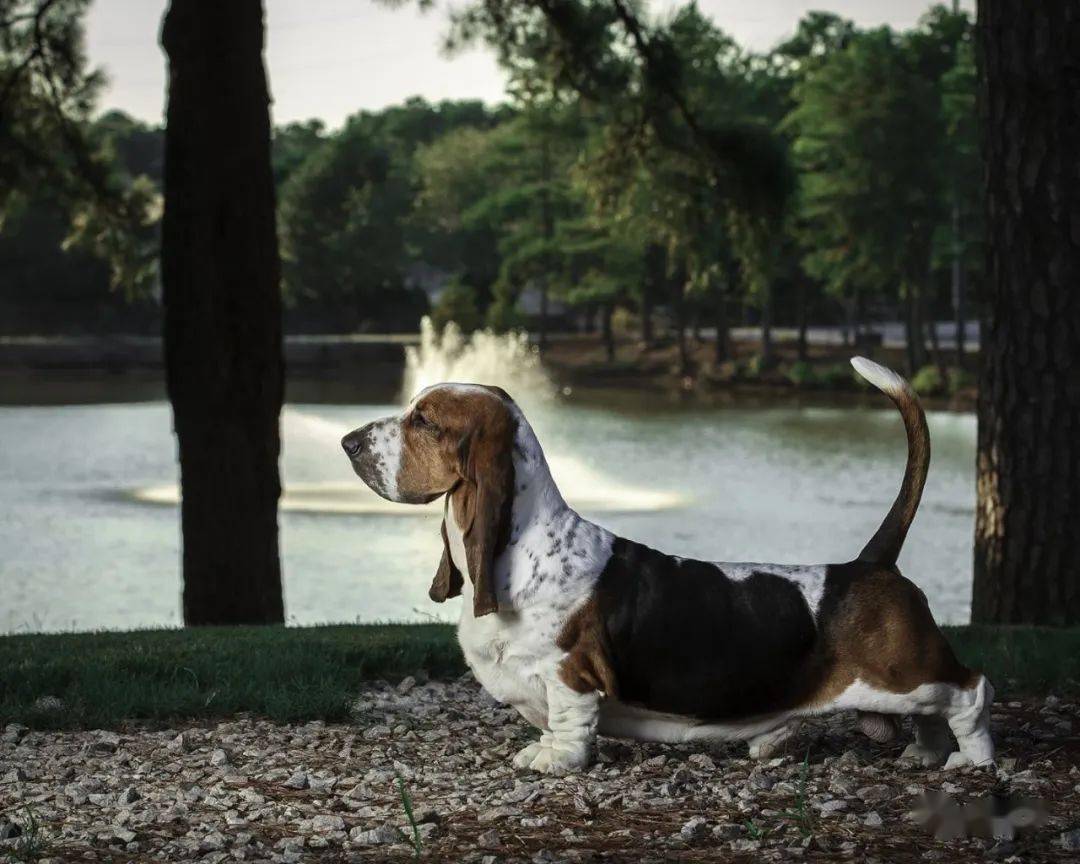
[1, 677, 1078, 862]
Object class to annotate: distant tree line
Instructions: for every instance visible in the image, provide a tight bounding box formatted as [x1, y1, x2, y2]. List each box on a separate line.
[3, 3, 978, 377]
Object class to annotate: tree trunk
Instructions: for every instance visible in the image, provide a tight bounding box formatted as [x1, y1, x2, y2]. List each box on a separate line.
[759, 281, 774, 369]
[161, 0, 284, 625]
[671, 267, 690, 377]
[602, 303, 615, 362]
[952, 198, 967, 368]
[641, 244, 662, 348]
[537, 135, 553, 351]
[796, 276, 810, 362]
[973, 0, 1080, 624]
[714, 284, 729, 364]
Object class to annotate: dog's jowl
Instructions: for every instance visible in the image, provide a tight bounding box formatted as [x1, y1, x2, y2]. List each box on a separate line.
[342, 360, 994, 775]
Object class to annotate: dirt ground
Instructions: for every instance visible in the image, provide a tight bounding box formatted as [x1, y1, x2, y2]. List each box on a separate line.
[1, 676, 1078, 863]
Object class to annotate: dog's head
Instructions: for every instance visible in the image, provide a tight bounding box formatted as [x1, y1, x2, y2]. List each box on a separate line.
[342, 384, 517, 617]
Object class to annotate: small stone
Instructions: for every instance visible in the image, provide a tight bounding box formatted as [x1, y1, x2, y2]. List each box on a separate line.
[3, 768, 26, 783]
[1060, 829, 1080, 851]
[688, 753, 716, 772]
[0, 822, 22, 841]
[201, 831, 226, 852]
[210, 749, 230, 767]
[89, 731, 121, 754]
[477, 805, 520, 823]
[864, 812, 884, 828]
[349, 825, 400, 846]
[857, 784, 892, 804]
[477, 829, 502, 847]
[416, 822, 439, 841]
[680, 817, 708, 842]
[118, 786, 141, 806]
[819, 799, 848, 814]
[397, 676, 416, 694]
[114, 828, 137, 844]
[283, 771, 309, 790]
[310, 814, 345, 833]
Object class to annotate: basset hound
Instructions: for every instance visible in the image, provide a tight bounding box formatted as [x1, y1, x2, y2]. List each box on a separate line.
[341, 357, 995, 775]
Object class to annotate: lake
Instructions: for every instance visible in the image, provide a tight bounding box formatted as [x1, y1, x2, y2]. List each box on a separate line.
[0, 375, 977, 634]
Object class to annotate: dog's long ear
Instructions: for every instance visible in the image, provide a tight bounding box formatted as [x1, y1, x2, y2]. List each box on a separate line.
[429, 519, 463, 603]
[450, 399, 516, 617]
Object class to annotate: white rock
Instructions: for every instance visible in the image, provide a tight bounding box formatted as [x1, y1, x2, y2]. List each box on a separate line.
[349, 825, 401, 845]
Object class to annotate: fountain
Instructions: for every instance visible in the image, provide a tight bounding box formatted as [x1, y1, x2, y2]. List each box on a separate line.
[134, 319, 681, 515]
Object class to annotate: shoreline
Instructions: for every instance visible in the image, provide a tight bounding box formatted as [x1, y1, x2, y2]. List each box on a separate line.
[0, 333, 978, 411]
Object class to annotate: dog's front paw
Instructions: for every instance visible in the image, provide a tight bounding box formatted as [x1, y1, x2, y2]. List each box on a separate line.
[514, 741, 590, 775]
[513, 741, 548, 770]
[942, 751, 994, 771]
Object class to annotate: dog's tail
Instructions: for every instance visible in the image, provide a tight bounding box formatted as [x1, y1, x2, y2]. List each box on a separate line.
[850, 356, 930, 567]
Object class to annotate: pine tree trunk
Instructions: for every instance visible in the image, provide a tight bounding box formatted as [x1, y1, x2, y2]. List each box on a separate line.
[759, 282, 774, 370]
[796, 277, 809, 362]
[641, 244, 662, 347]
[972, 0, 1080, 624]
[952, 198, 967, 368]
[161, 0, 284, 625]
[714, 285, 729, 364]
[602, 303, 615, 362]
[537, 135, 553, 351]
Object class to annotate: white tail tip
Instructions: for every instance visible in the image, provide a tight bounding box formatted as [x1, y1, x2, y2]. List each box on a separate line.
[850, 356, 910, 397]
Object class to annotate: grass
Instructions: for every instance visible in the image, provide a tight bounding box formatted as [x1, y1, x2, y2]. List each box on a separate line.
[3, 806, 44, 862]
[1, 623, 1078, 730]
[0, 623, 463, 730]
[397, 773, 423, 859]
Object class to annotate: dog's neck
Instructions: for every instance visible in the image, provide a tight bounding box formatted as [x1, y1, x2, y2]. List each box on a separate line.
[448, 406, 613, 613]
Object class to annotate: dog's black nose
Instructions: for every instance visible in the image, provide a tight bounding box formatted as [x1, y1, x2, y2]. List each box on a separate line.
[341, 432, 363, 457]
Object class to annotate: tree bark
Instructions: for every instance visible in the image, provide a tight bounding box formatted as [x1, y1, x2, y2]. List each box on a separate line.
[537, 134, 553, 351]
[602, 302, 615, 362]
[759, 281, 774, 370]
[796, 276, 809, 362]
[714, 284, 729, 364]
[973, 0, 1080, 624]
[161, 0, 284, 625]
[641, 244, 662, 347]
[952, 198, 967, 368]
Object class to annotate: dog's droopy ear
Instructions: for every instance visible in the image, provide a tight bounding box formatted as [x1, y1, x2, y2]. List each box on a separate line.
[429, 519, 463, 603]
[450, 399, 516, 617]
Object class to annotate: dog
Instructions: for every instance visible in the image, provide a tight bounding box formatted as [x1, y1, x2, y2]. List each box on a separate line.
[341, 357, 994, 775]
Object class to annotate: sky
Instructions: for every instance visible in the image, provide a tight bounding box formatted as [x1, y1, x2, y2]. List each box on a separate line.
[85, 0, 973, 130]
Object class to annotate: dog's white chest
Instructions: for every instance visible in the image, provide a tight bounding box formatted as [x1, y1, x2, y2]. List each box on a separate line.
[445, 513, 550, 724]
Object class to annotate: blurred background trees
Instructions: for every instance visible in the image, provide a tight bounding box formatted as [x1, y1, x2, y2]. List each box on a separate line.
[3, 1, 979, 376]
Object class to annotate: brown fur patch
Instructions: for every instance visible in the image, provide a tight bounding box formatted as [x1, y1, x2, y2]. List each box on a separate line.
[805, 566, 978, 708]
[395, 385, 517, 617]
[556, 597, 619, 697]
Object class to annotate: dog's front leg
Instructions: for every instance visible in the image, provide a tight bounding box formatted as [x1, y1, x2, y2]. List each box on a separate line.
[514, 677, 598, 775]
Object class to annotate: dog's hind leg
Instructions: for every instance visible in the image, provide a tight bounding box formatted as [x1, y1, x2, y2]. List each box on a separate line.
[748, 723, 796, 759]
[942, 675, 995, 770]
[899, 715, 952, 766]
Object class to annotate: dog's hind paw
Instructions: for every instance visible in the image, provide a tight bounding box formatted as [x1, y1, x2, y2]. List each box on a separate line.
[898, 742, 949, 767]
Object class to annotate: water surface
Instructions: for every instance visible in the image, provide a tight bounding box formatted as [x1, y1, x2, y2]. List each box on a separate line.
[0, 394, 976, 633]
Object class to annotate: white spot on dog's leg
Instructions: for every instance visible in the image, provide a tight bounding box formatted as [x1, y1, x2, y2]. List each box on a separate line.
[525, 678, 597, 775]
[943, 676, 995, 769]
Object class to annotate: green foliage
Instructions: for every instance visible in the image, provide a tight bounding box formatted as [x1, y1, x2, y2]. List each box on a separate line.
[397, 775, 423, 858]
[430, 278, 483, 333]
[4, 806, 44, 862]
[1, 1, 160, 300]
[911, 364, 975, 396]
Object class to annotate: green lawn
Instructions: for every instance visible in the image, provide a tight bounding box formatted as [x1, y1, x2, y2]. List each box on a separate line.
[1, 624, 1077, 729]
